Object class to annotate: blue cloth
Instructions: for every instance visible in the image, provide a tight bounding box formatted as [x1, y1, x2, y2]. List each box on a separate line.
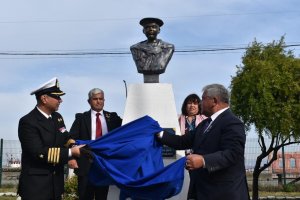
[76, 115, 186, 200]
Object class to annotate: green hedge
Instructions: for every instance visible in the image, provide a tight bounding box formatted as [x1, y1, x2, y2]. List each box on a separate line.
[63, 176, 78, 200]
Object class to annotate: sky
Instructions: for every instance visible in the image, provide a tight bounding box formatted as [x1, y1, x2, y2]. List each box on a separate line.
[0, 0, 300, 140]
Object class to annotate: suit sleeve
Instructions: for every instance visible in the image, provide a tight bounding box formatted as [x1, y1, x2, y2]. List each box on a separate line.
[112, 112, 122, 128]
[159, 130, 194, 150]
[203, 118, 246, 173]
[69, 113, 83, 140]
[106, 112, 122, 131]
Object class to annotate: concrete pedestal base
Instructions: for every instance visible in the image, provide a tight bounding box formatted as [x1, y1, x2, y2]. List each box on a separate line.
[107, 83, 188, 199]
[122, 83, 180, 134]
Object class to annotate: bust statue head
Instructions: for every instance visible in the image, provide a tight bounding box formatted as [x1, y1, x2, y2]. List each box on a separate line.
[130, 17, 175, 83]
[140, 18, 164, 43]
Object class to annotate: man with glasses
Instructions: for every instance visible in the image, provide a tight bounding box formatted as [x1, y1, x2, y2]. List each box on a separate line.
[18, 77, 83, 200]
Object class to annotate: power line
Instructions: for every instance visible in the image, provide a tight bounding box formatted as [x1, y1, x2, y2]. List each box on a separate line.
[0, 11, 299, 24]
[0, 44, 299, 57]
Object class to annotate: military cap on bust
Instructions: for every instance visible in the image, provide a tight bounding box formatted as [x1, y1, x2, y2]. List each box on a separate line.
[30, 77, 65, 98]
[139, 17, 164, 27]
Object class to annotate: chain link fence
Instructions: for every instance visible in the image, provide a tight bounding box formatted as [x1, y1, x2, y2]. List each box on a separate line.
[0, 139, 21, 186]
[1, 138, 300, 187]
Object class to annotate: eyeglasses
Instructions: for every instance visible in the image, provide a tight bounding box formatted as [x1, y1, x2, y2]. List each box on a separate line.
[201, 96, 213, 101]
[47, 94, 61, 100]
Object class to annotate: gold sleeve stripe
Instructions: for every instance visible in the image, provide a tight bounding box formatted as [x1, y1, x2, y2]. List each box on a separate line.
[48, 148, 52, 163]
[47, 148, 61, 164]
[53, 148, 57, 164]
[53, 148, 56, 163]
[56, 148, 60, 164]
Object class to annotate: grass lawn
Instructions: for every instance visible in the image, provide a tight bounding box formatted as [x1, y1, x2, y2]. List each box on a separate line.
[1, 185, 300, 199]
[0, 197, 16, 200]
[0, 187, 17, 193]
[0, 186, 17, 200]
[252, 191, 300, 197]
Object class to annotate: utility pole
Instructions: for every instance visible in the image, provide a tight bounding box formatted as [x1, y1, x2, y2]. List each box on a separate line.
[0, 139, 3, 187]
[282, 144, 287, 185]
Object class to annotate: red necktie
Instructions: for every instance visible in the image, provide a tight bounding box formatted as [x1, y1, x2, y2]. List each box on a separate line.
[96, 113, 102, 139]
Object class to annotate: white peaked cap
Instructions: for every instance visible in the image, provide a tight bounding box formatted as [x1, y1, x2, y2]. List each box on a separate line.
[30, 77, 65, 96]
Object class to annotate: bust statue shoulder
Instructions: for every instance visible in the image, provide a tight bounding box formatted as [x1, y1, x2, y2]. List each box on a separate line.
[130, 39, 174, 74]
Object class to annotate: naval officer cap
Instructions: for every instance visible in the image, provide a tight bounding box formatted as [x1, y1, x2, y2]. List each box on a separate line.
[139, 17, 164, 27]
[30, 77, 65, 98]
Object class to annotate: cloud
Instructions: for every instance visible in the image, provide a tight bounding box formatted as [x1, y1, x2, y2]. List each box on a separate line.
[0, 0, 299, 140]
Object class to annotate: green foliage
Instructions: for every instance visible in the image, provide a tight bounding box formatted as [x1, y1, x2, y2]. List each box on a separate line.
[283, 184, 297, 192]
[250, 183, 300, 193]
[230, 36, 300, 138]
[0, 185, 17, 200]
[0, 197, 16, 200]
[0, 184, 16, 189]
[63, 175, 78, 200]
[230, 36, 300, 200]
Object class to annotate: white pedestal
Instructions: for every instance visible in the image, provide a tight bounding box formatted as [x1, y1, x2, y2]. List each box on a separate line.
[122, 83, 180, 134]
[116, 83, 188, 199]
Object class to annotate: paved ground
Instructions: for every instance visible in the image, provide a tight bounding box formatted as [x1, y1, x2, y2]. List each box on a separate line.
[1, 157, 189, 200]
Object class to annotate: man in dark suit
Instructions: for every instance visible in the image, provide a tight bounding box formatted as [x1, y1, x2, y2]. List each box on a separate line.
[69, 88, 122, 200]
[159, 84, 250, 200]
[18, 77, 83, 200]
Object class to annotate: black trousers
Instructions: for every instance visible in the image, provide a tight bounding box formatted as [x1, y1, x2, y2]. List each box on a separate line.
[78, 175, 109, 200]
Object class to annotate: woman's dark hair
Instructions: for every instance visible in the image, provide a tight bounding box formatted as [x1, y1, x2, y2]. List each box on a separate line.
[181, 93, 201, 115]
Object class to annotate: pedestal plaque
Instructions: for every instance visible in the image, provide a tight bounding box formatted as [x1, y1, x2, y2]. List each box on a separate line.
[162, 128, 176, 157]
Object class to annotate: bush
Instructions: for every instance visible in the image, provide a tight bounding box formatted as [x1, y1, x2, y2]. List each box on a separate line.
[283, 184, 297, 192]
[252, 183, 300, 193]
[63, 175, 78, 200]
[258, 184, 283, 192]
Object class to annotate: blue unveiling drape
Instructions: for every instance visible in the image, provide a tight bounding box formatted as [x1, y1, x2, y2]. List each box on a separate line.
[76, 115, 186, 200]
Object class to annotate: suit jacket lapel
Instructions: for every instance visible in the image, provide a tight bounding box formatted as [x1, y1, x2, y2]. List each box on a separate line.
[33, 108, 56, 145]
[207, 109, 231, 134]
[194, 120, 208, 144]
[195, 109, 230, 144]
[84, 110, 92, 138]
[34, 108, 55, 132]
[103, 110, 110, 131]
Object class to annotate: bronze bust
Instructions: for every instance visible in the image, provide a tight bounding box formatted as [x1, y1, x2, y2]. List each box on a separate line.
[130, 18, 175, 83]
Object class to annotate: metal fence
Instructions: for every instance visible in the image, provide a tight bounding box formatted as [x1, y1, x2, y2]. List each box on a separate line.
[0, 139, 21, 186]
[1, 138, 300, 187]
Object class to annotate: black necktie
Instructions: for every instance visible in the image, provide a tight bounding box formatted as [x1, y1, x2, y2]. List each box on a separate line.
[48, 116, 55, 128]
[202, 117, 212, 133]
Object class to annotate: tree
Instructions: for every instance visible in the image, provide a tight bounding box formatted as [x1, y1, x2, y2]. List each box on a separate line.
[230, 37, 300, 200]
